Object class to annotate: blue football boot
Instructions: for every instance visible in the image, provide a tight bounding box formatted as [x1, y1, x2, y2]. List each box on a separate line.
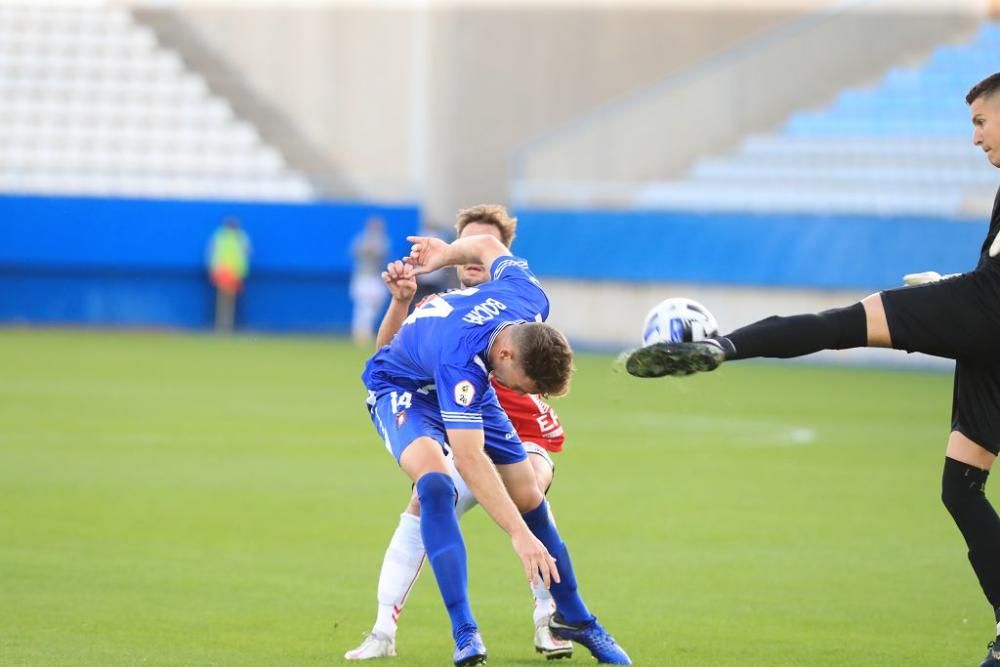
[453, 628, 487, 666]
[549, 613, 632, 665]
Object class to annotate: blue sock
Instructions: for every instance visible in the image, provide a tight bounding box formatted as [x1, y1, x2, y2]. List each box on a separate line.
[416, 472, 476, 641]
[522, 499, 594, 625]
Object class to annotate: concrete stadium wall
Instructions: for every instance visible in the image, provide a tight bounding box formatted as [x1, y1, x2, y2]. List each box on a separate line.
[0, 196, 419, 332]
[513, 4, 983, 200]
[136, 1, 981, 222]
[142, 4, 803, 222]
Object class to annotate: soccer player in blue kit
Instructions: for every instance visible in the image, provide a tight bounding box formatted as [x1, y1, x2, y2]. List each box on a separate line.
[361, 232, 631, 666]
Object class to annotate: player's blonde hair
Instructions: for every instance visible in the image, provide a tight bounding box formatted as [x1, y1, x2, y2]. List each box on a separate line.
[511, 323, 574, 397]
[455, 204, 517, 248]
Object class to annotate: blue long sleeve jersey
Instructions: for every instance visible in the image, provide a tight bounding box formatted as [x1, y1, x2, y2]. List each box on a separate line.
[361, 255, 549, 429]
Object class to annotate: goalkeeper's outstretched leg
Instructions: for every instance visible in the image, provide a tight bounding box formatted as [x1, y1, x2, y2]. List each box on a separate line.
[623, 296, 887, 379]
[621, 259, 1000, 667]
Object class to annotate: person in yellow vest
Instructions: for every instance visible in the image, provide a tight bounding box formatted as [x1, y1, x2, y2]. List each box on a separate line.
[207, 217, 251, 333]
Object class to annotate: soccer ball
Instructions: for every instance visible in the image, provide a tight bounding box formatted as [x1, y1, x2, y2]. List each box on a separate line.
[641, 297, 719, 346]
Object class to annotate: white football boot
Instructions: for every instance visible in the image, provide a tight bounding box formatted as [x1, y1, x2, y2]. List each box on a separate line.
[345, 631, 397, 660]
[534, 616, 573, 660]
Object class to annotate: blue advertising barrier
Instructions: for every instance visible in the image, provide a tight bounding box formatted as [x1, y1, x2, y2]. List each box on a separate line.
[514, 208, 988, 290]
[1, 197, 990, 331]
[0, 195, 420, 332]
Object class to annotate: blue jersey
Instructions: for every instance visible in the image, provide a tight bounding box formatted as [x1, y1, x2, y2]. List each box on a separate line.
[362, 255, 549, 430]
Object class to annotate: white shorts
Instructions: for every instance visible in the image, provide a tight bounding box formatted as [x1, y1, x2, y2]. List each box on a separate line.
[446, 455, 479, 518]
[523, 442, 555, 472]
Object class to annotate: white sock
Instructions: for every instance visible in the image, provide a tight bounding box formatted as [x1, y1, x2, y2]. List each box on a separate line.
[995, 620, 1000, 637]
[531, 579, 557, 627]
[372, 512, 426, 638]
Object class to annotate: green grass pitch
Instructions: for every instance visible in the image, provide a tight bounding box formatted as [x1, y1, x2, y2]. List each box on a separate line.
[0, 329, 991, 665]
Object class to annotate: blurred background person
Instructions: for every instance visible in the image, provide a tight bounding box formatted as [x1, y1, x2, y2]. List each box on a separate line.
[350, 215, 390, 345]
[207, 217, 251, 334]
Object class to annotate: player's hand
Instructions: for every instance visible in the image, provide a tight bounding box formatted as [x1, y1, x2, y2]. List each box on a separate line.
[903, 271, 943, 286]
[382, 260, 417, 301]
[404, 235, 450, 276]
[902, 271, 960, 286]
[512, 530, 560, 589]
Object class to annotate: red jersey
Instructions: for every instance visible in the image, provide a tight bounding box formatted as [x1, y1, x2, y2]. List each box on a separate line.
[492, 378, 565, 452]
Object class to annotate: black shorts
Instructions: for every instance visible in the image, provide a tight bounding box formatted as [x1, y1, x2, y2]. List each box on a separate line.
[950, 360, 1000, 455]
[881, 271, 1000, 361]
[881, 270, 1000, 454]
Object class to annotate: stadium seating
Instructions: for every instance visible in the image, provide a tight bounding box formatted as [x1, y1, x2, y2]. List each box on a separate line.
[0, 2, 315, 201]
[635, 22, 1000, 218]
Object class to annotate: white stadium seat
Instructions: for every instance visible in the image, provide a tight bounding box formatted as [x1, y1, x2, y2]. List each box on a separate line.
[0, 1, 314, 202]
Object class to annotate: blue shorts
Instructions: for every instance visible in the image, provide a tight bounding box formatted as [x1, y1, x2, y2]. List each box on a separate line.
[365, 384, 527, 466]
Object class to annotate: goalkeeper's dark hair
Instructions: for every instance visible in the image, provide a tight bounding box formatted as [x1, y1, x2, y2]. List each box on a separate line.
[967, 72, 1000, 105]
[511, 322, 574, 397]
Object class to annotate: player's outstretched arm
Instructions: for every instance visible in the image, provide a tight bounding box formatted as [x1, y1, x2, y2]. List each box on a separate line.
[406, 234, 510, 276]
[375, 260, 417, 349]
[446, 427, 560, 589]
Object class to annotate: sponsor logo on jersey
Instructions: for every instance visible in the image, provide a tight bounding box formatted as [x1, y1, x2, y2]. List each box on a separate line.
[395, 410, 408, 428]
[454, 381, 476, 407]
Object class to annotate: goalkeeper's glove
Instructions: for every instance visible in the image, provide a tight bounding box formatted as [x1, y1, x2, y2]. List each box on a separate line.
[902, 271, 959, 286]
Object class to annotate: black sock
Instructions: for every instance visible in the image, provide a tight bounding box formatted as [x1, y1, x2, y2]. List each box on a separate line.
[717, 303, 867, 361]
[942, 457, 1000, 610]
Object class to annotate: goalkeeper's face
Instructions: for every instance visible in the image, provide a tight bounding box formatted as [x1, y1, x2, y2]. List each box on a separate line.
[971, 94, 1000, 168]
[456, 222, 506, 287]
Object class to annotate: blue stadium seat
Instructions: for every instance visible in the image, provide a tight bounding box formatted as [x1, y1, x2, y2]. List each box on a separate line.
[632, 21, 1000, 218]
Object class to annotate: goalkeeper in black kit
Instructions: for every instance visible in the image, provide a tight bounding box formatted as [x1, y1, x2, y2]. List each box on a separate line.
[624, 72, 1000, 667]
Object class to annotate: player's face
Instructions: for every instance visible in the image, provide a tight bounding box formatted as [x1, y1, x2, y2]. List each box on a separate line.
[971, 95, 1000, 168]
[492, 360, 538, 395]
[456, 222, 504, 287]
